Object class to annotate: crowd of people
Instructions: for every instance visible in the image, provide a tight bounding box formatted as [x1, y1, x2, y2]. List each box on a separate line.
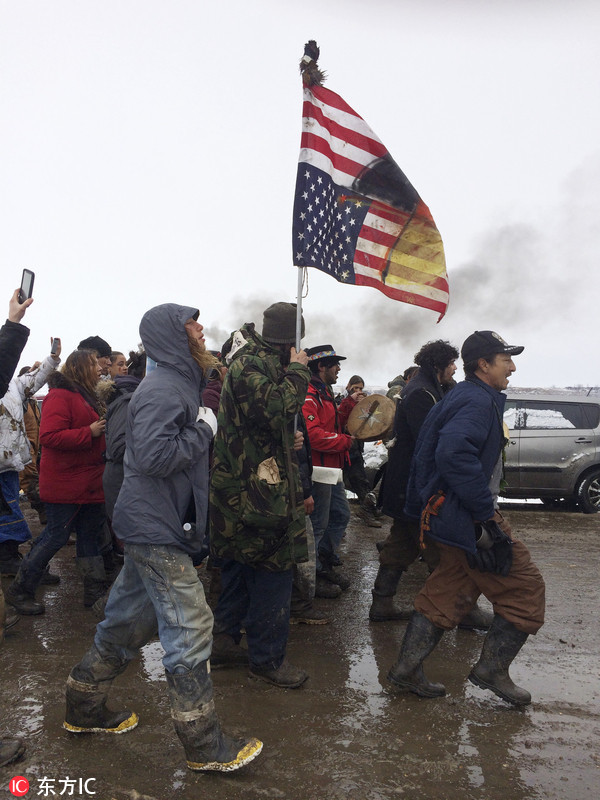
[0, 290, 545, 775]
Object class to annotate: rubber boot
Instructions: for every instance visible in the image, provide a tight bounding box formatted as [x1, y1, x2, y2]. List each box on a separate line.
[1, 585, 20, 645]
[210, 633, 249, 669]
[317, 551, 350, 591]
[387, 611, 446, 697]
[0, 737, 25, 768]
[249, 659, 309, 688]
[355, 505, 383, 528]
[77, 556, 109, 608]
[165, 661, 263, 771]
[315, 577, 342, 599]
[458, 602, 494, 631]
[64, 645, 138, 733]
[468, 614, 531, 705]
[0, 540, 24, 577]
[4, 581, 44, 615]
[369, 567, 411, 621]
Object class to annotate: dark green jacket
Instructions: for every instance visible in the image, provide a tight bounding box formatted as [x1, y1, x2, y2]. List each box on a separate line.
[209, 324, 310, 570]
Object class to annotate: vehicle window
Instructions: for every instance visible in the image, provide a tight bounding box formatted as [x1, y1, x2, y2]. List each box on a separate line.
[520, 402, 587, 430]
[503, 401, 518, 429]
[581, 404, 600, 428]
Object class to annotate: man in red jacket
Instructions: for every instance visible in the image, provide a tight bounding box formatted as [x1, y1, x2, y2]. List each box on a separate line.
[302, 345, 358, 598]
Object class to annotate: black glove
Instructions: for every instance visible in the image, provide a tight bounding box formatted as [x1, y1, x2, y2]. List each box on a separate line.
[466, 520, 513, 577]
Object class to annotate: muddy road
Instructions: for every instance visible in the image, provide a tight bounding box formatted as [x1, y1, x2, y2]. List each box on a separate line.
[1, 503, 599, 800]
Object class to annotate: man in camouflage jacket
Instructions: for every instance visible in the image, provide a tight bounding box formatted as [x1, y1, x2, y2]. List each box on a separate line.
[210, 302, 311, 688]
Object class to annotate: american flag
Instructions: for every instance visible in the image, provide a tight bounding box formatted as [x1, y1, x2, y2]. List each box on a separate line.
[293, 82, 449, 320]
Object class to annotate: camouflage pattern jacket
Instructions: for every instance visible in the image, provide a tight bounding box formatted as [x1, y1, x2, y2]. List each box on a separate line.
[210, 324, 310, 571]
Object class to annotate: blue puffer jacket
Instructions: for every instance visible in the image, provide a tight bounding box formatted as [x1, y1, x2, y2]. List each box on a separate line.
[404, 377, 506, 554]
[112, 304, 213, 554]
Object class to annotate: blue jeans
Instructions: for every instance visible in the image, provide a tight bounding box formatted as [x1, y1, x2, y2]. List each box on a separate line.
[213, 560, 292, 671]
[17, 502, 105, 593]
[94, 543, 214, 674]
[310, 481, 350, 571]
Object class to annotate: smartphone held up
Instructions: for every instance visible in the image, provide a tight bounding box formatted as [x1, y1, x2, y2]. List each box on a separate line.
[18, 269, 35, 304]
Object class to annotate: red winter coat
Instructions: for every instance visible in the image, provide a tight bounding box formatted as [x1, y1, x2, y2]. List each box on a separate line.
[39, 373, 105, 504]
[302, 378, 355, 468]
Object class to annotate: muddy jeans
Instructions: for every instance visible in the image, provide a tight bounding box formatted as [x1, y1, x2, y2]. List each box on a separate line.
[415, 539, 545, 635]
[93, 543, 213, 673]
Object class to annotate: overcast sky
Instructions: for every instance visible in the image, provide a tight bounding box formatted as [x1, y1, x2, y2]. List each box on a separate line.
[2, 0, 599, 389]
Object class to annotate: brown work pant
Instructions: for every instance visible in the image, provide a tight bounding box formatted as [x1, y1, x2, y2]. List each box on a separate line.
[415, 539, 545, 635]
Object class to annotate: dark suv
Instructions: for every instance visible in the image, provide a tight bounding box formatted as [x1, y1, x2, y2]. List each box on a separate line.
[502, 392, 600, 513]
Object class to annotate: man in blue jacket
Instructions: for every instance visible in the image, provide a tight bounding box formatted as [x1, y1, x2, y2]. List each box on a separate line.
[63, 303, 262, 772]
[388, 331, 545, 706]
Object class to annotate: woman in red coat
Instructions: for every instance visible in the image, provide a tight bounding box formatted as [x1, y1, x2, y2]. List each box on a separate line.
[6, 350, 108, 615]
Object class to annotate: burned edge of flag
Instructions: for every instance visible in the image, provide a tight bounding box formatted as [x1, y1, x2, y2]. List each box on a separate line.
[292, 82, 449, 319]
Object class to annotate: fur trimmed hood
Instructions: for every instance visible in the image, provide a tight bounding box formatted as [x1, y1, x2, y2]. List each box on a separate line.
[47, 370, 103, 414]
[48, 370, 85, 393]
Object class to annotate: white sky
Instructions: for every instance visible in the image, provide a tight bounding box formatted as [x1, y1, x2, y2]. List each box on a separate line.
[2, 0, 599, 389]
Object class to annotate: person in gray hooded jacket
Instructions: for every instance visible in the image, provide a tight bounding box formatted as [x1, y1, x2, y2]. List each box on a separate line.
[63, 303, 262, 773]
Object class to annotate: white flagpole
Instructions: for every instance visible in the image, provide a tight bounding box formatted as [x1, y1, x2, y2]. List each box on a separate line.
[295, 266, 304, 352]
[294, 266, 304, 434]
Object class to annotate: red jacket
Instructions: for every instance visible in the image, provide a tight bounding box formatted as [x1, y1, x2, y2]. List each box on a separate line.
[39, 374, 105, 504]
[302, 378, 355, 468]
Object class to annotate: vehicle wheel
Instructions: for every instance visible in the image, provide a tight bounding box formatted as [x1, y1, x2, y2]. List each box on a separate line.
[577, 470, 600, 514]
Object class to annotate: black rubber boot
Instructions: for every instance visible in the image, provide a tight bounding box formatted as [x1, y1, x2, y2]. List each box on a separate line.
[77, 557, 109, 607]
[315, 577, 342, 598]
[317, 552, 350, 591]
[249, 659, 309, 688]
[387, 611, 446, 697]
[63, 645, 138, 734]
[40, 564, 61, 585]
[1, 585, 20, 640]
[458, 603, 494, 631]
[369, 567, 411, 621]
[468, 614, 531, 705]
[210, 633, 249, 669]
[165, 662, 263, 771]
[0, 736, 25, 768]
[5, 582, 44, 615]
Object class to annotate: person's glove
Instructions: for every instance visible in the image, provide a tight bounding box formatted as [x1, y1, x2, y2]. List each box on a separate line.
[466, 519, 513, 577]
[196, 406, 217, 437]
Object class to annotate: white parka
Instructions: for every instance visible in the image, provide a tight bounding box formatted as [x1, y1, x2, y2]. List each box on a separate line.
[0, 356, 59, 474]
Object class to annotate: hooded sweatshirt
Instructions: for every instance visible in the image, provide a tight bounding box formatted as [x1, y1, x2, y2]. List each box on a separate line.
[112, 304, 213, 553]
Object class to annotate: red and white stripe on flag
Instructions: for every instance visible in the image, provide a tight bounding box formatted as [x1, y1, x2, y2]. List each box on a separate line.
[297, 84, 449, 319]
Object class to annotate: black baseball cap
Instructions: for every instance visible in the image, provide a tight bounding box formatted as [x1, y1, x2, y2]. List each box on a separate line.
[461, 331, 524, 363]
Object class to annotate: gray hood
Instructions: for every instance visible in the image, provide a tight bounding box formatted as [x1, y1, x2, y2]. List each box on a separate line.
[140, 303, 203, 390]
